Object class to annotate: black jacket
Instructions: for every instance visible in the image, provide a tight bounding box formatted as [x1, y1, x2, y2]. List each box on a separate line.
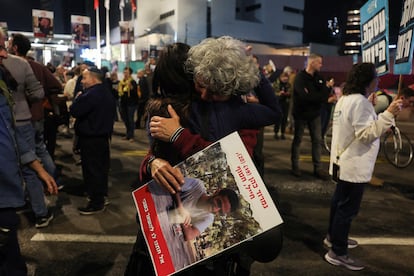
[292, 69, 328, 120]
[70, 82, 116, 137]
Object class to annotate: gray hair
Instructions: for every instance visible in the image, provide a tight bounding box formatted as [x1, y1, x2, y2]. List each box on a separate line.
[185, 36, 259, 97]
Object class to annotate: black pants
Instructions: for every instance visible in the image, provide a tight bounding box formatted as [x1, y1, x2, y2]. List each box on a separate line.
[0, 208, 27, 276]
[124, 231, 252, 276]
[79, 136, 110, 207]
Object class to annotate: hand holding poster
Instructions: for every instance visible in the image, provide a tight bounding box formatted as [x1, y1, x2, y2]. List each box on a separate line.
[132, 132, 283, 276]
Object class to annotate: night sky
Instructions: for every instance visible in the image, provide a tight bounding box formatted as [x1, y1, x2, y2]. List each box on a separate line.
[303, 0, 404, 45]
[0, 0, 405, 45]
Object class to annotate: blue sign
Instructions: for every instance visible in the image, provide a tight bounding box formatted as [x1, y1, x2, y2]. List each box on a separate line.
[394, 0, 414, 75]
[360, 0, 389, 75]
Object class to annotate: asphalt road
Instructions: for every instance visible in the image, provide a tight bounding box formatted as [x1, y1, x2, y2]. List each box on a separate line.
[17, 121, 414, 276]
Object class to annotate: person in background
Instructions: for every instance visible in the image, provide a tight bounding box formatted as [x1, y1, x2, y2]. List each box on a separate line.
[291, 53, 329, 180]
[8, 32, 64, 189]
[70, 67, 116, 215]
[135, 69, 150, 129]
[321, 76, 337, 139]
[264, 59, 282, 83]
[399, 87, 414, 111]
[273, 72, 291, 140]
[118, 67, 138, 142]
[109, 71, 120, 121]
[64, 66, 81, 129]
[324, 63, 402, 271]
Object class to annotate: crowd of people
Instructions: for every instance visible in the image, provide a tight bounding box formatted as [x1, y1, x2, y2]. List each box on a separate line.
[0, 28, 413, 275]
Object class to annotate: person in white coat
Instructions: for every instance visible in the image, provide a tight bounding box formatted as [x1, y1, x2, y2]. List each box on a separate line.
[324, 62, 403, 271]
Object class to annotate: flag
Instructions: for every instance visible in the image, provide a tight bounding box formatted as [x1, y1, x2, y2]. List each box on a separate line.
[94, 0, 99, 10]
[104, 0, 110, 10]
[119, 0, 125, 9]
[131, 0, 136, 11]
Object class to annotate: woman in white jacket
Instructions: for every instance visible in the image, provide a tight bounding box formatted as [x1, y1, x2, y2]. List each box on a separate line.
[324, 63, 402, 271]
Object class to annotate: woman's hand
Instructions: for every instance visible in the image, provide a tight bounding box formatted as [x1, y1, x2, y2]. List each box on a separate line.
[386, 98, 403, 117]
[150, 105, 181, 142]
[368, 92, 377, 106]
[150, 157, 184, 194]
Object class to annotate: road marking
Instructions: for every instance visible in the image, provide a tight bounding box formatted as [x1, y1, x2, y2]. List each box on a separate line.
[352, 237, 414, 246]
[299, 155, 387, 164]
[31, 233, 136, 244]
[31, 234, 414, 247]
[122, 150, 148, 156]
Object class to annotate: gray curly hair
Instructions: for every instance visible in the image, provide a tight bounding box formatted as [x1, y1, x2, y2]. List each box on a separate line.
[185, 36, 259, 97]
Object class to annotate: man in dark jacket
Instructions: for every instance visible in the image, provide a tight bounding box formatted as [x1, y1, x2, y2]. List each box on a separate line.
[70, 67, 116, 215]
[291, 53, 329, 180]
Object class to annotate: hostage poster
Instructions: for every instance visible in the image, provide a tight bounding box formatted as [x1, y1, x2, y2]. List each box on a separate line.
[132, 132, 283, 276]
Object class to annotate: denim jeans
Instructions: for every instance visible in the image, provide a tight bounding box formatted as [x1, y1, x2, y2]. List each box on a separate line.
[291, 116, 322, 171]
[328, 180, 365, 256]
[16, 124, 48, 217]
[33, 120, 56, 177]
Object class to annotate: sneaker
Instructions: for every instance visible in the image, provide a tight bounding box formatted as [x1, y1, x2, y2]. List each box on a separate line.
[35, 210, 54, 228]
[323, 236, 358, 249]
[291, 168, 302, 177]
[78, 204, 105, 215]
[86, 196, 111, 206]
[324, 249, 365, 271]
[314, 169, 330, 181]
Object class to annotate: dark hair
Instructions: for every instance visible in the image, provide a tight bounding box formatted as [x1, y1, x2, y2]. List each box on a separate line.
[217, 188, 240, 213]
[124, 67, 133, 74]
[88, 67, 104, 82]
[401, 87, 414, 98]
[147, 43, 196, 163]
[152, 42, 195, 99]
[11, 33, 31, 56]
[343, 63, 376, 96]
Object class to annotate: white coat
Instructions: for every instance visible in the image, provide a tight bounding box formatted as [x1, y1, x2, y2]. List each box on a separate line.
[329, 93, 395, 183]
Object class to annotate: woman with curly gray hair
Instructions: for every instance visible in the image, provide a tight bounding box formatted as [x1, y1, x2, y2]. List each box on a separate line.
[186, 36, 260, 99]
[150, 36, 280, 143]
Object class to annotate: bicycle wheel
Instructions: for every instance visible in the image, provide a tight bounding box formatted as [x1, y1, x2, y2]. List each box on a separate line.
[323, 125, 333, 153]
[383, 130, 414, 168]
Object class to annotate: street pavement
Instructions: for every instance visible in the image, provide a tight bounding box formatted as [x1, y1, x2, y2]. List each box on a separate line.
[17, 121, 414, 276]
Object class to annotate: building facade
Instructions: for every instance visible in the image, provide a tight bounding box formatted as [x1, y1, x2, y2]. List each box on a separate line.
[124, 0, 305, 60]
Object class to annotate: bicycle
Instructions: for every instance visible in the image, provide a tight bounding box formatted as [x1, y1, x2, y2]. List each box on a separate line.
[323, 125, 414, 168]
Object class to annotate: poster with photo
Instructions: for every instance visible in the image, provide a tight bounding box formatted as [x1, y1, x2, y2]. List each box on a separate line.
[32, 9, 54, 38]
[71, 15, 91, 46]
[120, 21, 134, 44]
[132, 132, 283, 276]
